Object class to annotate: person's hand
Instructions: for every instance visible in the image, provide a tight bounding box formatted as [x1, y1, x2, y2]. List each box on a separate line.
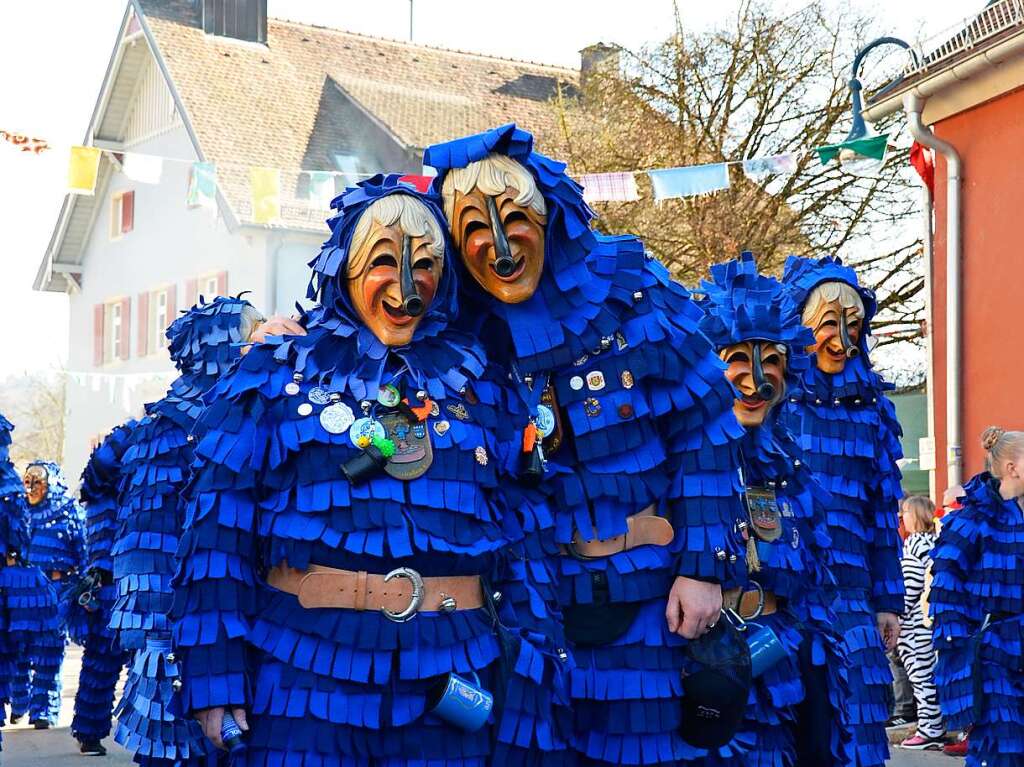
[194, 706, 248, 750]
[666, 576, 723, 639]
[249, 315, 306, 344]
[877, 611, 900, 651]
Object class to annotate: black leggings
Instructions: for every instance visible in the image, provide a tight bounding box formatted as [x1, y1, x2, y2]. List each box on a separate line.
[794, 633, 834, 766]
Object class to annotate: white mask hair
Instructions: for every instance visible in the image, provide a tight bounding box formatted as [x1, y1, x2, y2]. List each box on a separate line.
[350, 194, 446, 275]
[238, 304, 267, 344]
[801, 281, 866, 326]
[441, 153, 547, 223]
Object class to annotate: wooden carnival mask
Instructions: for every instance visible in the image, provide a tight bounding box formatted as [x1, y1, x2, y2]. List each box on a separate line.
[803, 299, 862, 375]
[720, 341, 787, 428]
[23, 465, 48, 506]
[346, 217, 443, 347]
[449, 186, 546, 304]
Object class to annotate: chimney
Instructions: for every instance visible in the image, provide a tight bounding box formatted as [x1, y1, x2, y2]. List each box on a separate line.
[579, 43, 621, 90]
[202, 0, 267, 44]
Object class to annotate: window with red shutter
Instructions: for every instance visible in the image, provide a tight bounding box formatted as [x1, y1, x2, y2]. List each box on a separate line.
[121, 190, 134, 234]
[119, 296, 131, 360]
[137, 292, 150, 357]
[93, 304, 105, 366]
[216, 270, 227, 295]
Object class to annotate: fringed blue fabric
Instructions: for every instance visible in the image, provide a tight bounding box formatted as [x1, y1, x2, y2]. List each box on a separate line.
[932, 473, 1024, 767]
[698, 254, 852, 766]
[425, 125, 746, 767]
[173, 175, 567, 767]
[779, 255, 903, 767]
[70, 422, 137, 743]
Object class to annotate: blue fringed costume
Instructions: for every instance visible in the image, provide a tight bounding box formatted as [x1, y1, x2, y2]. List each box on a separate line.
[12, 460, 85, 726]
[779, 256, 904, 767]
[172, 175, 569, 767]
[112, 296, 258, 767]
[68, 421, 137, 751]
[0, 414, 60, 747]
[931, 473, 1024, 767]
[697, 253, 853, 766]
[424, 124, 746, 767]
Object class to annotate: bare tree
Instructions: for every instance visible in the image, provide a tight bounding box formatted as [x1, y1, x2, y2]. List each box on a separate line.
[550, 0, 923, 348]
[0, 369, 66, 470]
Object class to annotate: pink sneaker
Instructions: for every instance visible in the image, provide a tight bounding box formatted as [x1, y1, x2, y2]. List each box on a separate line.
[901, 733, 944, 750]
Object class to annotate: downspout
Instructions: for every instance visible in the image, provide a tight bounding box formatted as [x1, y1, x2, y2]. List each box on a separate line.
[921, 179, 937, 502]
[903, 92, 962, 489]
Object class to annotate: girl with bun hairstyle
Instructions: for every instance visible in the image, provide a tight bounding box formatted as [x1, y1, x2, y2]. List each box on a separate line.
[930, 426, 1024, 766]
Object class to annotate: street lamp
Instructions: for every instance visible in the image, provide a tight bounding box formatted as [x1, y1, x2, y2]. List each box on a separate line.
[841, 37, 918, 174]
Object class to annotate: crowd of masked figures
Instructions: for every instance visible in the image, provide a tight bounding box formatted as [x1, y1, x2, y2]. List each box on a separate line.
[0, 124, 1016, 767]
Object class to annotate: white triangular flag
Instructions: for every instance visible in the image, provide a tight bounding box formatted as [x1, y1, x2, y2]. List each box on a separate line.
[123, 152, 163, 184]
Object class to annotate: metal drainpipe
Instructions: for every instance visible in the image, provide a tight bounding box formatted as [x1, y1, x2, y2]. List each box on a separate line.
[903, 92, 963, 489]
[921, 180, 937, 501]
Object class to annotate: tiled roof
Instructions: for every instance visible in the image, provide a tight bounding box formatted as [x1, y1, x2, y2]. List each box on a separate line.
[137, 1, 578, 230]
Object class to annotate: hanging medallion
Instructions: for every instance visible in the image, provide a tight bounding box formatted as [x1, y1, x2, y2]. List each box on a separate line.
[350, 417, 386, 448]
[620, 370, 635, 389]
[296, 403, 313, 417]
[380, 412, 433, 479]
[535, 404, 556, 438]
[745, 486, 783, 543]
[586, 371, 606, 391]
[285, 382, 301, 396]
[540, 384, 564, 455]
[308, 388, 330, 405]
[320, 402, 355, 435]
[377, 384, 402, 408]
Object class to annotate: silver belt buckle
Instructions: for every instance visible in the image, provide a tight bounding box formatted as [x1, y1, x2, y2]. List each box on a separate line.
[381, 567, 425, 623]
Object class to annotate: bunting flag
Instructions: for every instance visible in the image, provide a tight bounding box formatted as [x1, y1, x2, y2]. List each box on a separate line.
[742, 152, 798, 180]
[1, 130, 49, 154]
[67, 145, 102, 195]
[815, 134, 889, 165]
[909, 141, 935, 195]
[648, 163, 730, 201]
[579, 172, 640, 203]
[123, 152, 163, 184]
[186, 161, 217, 209]
[306, 170, 336, 209]
[250, 166, 281, 224]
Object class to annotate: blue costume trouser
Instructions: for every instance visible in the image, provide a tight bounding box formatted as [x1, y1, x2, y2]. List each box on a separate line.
[72, 631, 128, 741]
[11, 631, 65, 723]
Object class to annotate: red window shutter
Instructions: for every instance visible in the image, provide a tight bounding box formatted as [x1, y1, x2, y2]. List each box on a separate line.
[119, 296, 131, 360]
[216, 270, 228, 296]
[93, 303, 105, 366]
[121, 191, 134, 233]
[137, 291, 150, 356]
[166, 283, 177, 318]
[185, 278, 197, 308]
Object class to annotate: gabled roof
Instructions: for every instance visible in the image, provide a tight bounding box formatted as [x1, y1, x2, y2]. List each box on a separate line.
[36, 0, 579, 291]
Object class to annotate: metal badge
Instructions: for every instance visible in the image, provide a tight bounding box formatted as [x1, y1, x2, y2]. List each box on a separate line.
[377, 384, 402, 408]
[584, 397, 602, 417]
[615, 332, 628, 351]
[569, 376, 585, 391]
[620, 370, 635, 389]
[308, 387, 330, 405]
[350, 417, 386, 448]
[381, 412, 433, 479]
[535, 404, 556, 438]
[296, 403, 313, 417]
[285, 382, 301, 396]
[474, 446, 489, 466]
[430, 401, 441, 417]
[745, 486, 783, 543]
[320, 402, 355, 435]
[586, 371, 606, 391]
[446, 403, 471, 421]
[540, 383, 563, 455]
[433, 420, 451, 436]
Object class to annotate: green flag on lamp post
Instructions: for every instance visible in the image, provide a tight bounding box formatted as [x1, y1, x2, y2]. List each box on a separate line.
[815, 134, 890, 166]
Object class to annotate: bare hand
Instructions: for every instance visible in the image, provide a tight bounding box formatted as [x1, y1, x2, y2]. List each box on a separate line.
[250, 315, 306, 343]
[877, 611, 900, 651]
[666, 576, 723, 639]
[194, 706, 248, 750]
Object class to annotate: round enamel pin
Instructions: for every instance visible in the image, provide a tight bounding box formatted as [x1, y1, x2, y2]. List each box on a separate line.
[584, 397, 602, 417]
[535, 404, 556, 438]
[296, 403, 313, 417]
[586, 371, 606, 391]
[569, 376, 585, 391]
[350, 416, 385, 447]
[377, 384, 402, 408]
[308, 387, 330, 405]
[320, 402, 355, 435]
[285, 382, 301, 396]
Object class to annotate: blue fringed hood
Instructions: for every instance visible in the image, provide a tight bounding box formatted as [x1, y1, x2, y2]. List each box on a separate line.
[25, 459, 77, 526]
[0, 412, 29, 554]
[167, 294, 261, 391]
[79, 420, 136, 505]
[780, 255, 878, 348]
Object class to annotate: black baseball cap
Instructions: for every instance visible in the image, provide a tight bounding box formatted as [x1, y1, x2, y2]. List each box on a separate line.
[679, 618, 751, 749]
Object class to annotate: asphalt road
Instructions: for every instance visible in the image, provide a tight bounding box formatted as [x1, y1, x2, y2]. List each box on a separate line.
[2, 644, 962, 766]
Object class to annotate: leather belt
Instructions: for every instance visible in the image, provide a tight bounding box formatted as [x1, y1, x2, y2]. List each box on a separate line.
[723, 587, 778, 619]
[266, 563, 485, 622]
[561, 505, 674, 559]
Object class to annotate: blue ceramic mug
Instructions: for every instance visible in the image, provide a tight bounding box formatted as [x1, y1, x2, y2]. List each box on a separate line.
[745, 623, 787, 677]
[428, 671, 494, 731]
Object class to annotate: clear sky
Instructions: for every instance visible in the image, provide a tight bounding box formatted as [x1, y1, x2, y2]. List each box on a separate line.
[0, 0, 975, 377]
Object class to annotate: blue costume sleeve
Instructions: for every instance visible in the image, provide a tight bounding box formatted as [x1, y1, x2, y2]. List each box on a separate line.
[867, 396, 905, 615]
[171, 390, 262, 713]
[930, 506, 983, 647]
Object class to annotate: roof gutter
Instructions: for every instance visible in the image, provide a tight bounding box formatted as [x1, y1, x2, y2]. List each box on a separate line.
[903, 92, 963, 490]
[865, 29, 1024, 121]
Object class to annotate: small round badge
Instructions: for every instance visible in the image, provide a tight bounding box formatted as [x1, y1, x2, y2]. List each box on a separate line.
[586, 371, 606, 391]
[350, 417, 386, 447]
[296, 402, 313, 417]
[285, 382, 301, 396]
[320, 402, 355, 435]
[377, 384, 402, 408]
[569, 376, 584, 391]
[308, 387, 330, 405]
[535, 404, 556, 438]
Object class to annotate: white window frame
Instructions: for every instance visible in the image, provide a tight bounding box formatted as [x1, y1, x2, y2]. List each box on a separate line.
[104, 300, 123, 364]
[199, 272, 219, 299]
[149, 287, 171, 354]
[109, 190, 134, 240]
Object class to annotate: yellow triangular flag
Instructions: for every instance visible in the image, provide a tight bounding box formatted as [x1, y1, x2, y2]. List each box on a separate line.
[68, 146, 102, 195]
[250, 166, 281, 224]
